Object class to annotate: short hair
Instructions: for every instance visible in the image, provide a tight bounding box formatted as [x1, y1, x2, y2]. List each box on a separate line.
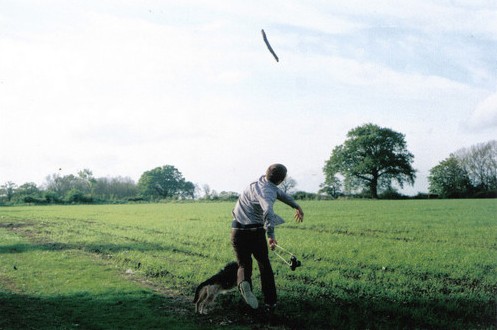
[266, 164, 287, 184]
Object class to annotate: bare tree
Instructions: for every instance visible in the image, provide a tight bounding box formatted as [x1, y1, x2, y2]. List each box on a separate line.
[455, 140, 497, 191]
[202, 184, 211, 199]
[78, 169, 96, 194]
[279, 176, 297, 194]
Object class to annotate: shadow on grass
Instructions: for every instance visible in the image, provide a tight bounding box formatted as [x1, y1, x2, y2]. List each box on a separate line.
[207, 282, 497, 329]
[1, 288, 495, 330]
[275, 291, 497, 329]
[0, 290, 200, 330]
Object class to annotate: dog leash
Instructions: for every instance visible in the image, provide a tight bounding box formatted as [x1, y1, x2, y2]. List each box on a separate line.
[272, 244, 302, 271]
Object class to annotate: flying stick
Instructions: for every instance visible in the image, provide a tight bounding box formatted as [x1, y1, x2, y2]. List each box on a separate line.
[261, 29, 279, 62]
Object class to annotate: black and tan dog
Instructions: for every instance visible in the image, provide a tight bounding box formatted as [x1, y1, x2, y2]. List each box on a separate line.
[193, 261, 238, 314]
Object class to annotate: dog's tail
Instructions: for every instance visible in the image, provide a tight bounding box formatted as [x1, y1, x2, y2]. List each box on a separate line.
[192, 279, 210, 303]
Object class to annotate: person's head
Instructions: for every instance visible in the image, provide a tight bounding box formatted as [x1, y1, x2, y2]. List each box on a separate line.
[266, 164, 287, 185]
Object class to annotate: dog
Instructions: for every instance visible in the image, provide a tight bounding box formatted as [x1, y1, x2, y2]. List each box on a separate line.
[193, 261, 238, 314]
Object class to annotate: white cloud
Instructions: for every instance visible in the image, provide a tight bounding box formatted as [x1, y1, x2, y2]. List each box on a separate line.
[283, 50, 476, 104]
[467, 90, 497, 130]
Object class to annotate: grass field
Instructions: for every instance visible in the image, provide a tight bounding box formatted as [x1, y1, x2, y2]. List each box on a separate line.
[0, 200, 496, 329]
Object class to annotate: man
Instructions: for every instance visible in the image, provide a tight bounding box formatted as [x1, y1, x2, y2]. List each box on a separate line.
[231, 164, 304, 311]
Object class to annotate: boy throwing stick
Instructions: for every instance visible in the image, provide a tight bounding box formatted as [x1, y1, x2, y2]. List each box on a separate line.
[231, 164, 304, 312]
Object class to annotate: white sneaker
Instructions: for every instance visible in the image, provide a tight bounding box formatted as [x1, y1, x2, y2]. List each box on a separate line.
[239, 281, 258, 309]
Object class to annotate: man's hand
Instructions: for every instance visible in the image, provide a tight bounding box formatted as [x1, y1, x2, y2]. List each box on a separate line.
[294, 206, 304, 223]
[268, 237, 277, 250]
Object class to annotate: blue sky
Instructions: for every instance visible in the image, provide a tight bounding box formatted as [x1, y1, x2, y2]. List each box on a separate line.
[1, 1, 496, 195]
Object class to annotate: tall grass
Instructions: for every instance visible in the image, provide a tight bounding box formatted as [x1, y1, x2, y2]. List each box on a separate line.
[0, 199, 496, 329]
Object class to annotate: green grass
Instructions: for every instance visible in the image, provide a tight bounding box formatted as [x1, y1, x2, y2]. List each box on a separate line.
[0, 224, 201, 330]
[0, 200, 496, 329]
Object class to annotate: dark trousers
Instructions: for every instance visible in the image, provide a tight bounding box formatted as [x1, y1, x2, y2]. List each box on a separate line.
[231, 228, 277, 305]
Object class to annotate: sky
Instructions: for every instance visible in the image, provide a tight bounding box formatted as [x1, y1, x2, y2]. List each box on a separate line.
[1, 0, 496, 196]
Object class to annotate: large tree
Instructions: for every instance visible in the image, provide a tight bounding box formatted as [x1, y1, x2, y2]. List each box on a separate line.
[323, 123, 416, 199]
[138, 165, 193, 200]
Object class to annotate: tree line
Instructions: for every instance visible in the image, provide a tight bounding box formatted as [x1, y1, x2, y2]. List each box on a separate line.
[1, 123, 496, 205]
[0, 165, 239, 205]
